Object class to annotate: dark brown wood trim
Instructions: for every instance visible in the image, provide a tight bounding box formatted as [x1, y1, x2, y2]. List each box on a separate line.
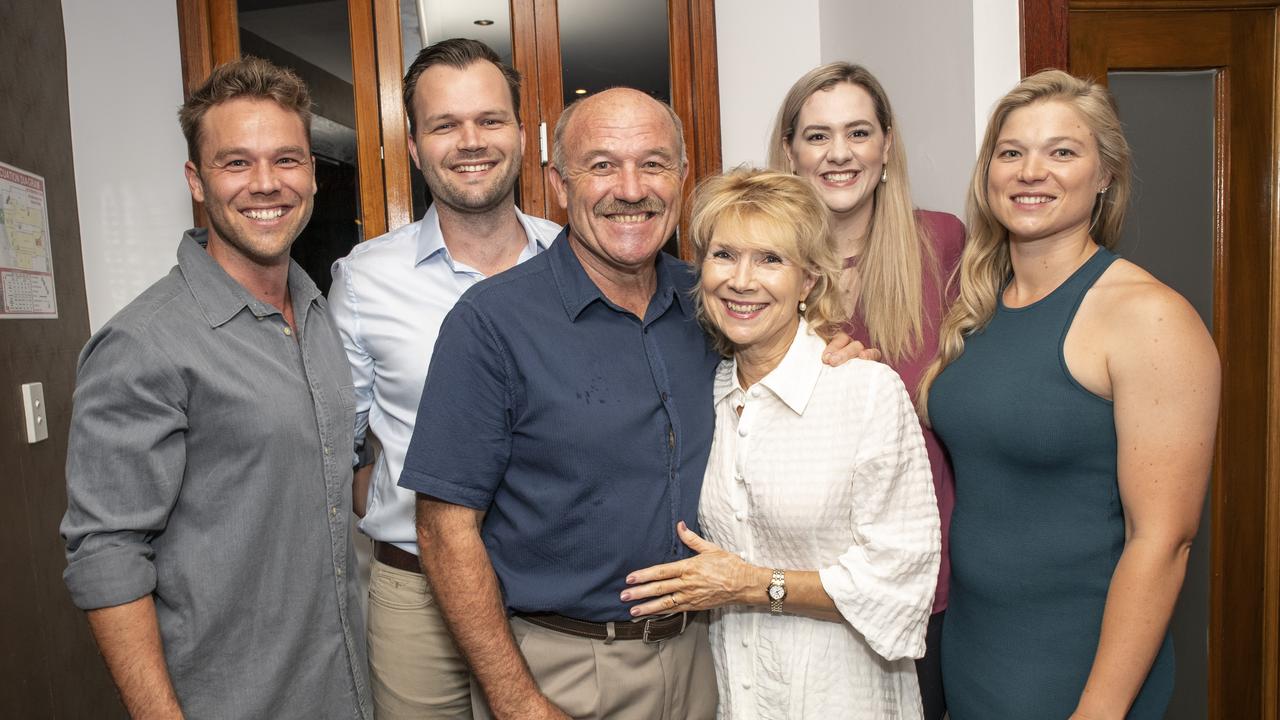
[209, 0, 240, 64]
[689, 0, 722, 183]
[1074, 0, 1279, 8]
[1269, 16, 1280, 706]
[532, 0, 567, 225]
[1020, 0, 1069, 74]
[1207, 57, 1231, 720]
[176, 0, 213, 101]
[372, 0, 411, 234]
[348, 0, 387, 239]
[667, 0, 696, 254]
[511, 0, 548, 219]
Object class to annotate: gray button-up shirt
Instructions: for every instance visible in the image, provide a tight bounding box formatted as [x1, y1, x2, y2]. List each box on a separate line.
[62, 229, 371, 719]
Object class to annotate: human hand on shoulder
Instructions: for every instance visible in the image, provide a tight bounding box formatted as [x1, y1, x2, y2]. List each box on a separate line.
[822, 331, 882, 366]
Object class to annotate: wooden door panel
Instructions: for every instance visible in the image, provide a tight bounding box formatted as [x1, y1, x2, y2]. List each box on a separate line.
[1065, 6, 1278, 718]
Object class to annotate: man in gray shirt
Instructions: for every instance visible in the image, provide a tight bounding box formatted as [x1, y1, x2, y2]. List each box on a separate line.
[61, 57, 371, 719]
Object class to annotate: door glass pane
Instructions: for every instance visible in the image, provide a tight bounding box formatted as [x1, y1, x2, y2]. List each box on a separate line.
[400, 0, 517, 221]
[558, 0, 674, 252]
[1108, 69, 1214, 720]
[238, 0, 362, 294]
[557, 0, 670, 105]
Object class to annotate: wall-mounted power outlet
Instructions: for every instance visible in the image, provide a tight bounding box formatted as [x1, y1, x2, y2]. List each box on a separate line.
[21, 382, 48, 444]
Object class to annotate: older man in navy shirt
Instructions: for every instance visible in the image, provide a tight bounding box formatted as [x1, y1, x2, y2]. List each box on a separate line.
[400, 87, 719, 720]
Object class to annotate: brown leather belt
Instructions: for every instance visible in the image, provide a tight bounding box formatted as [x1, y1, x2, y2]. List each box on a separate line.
[374, 541, 421, 574]
[517, 611, 691, 644]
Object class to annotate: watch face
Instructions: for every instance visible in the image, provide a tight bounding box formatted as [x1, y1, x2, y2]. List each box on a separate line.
[768, 584, 786, 601]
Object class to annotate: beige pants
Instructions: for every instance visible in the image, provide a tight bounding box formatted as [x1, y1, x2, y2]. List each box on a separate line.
[367, 559, 472, 719]
[471, 614, 718, 720]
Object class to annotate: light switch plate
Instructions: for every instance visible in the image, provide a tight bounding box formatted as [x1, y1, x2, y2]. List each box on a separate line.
[21, 382, 48, 444]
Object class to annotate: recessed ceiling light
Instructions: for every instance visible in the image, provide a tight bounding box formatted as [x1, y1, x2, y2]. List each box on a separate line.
[574, 88, 587, 95]
[474, 19, 494, 26]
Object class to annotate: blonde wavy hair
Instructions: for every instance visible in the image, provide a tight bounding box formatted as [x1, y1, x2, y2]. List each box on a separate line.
[688, 168, 844, 357]
[917, 69, 1132, 418]
[768, 62, 937, 364]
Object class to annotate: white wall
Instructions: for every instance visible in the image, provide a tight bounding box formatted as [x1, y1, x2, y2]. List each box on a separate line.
[819, 0, 975, 217]
[715, 0, 822, 169]
[63, 0, 191, 332]
[715, 0, 1021, 219]
[972, 0, 1023, 149]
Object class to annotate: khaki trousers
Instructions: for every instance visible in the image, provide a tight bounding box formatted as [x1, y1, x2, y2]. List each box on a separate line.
[471, 614, 718, 720]
[367, 559, 472, 719]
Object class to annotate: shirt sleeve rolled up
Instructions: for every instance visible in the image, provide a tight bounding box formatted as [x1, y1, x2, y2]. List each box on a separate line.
[61, 322, 188, 610]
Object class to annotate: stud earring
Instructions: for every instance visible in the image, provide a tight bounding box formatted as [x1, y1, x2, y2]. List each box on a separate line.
[1099, 186, 1110, 195]
[880, 166, 888, 183]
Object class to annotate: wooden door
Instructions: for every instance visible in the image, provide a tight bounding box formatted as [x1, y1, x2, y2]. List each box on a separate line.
[372, 0, 722, 256]
[1022, 1, 1280, 717]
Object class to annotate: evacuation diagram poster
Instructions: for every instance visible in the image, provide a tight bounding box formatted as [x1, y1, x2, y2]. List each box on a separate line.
[0, 161, 57, 319]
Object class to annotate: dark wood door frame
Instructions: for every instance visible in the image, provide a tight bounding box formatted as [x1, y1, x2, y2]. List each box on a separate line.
[1021, 1, 1280, 717]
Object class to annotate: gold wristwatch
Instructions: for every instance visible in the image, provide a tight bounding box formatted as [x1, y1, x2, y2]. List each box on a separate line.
[767, 569, 787, 614]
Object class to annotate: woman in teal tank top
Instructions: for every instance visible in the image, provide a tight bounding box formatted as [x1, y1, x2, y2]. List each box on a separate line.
[918, 71, 1220, 719]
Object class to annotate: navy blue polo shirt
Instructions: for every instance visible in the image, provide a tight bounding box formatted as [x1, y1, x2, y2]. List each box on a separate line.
[399, 229, 721, 622]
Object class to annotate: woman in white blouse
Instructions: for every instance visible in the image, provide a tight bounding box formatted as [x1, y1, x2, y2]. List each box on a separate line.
[625, 168, 940, 719]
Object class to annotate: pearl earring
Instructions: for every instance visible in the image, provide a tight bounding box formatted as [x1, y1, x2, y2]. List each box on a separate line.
[798, 301, 807, 314]
[880, 166, 888, 183]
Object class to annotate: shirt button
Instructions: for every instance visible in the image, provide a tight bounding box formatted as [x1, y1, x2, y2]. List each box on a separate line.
[749, 387, 761, 398]
[741, 636, 750, 648]
[737, 427, 748, 437]
[336, 567, 343, 577]
[330, 506, 338, 517]
[735, 511, 746, 521]
[323, 446, 332, 455]
[738, 551, 748, 560]
[742, 680, 752, 690]
[660, 391, 668, 402]
[734, 473, 744, 483]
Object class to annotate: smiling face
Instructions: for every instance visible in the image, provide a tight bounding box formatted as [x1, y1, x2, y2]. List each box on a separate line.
[549, 89, 686, 277]
[987, 99, 1112, 246]
[700, 214, 816, 363]
[785, 82, 891, 231]
[184, 97, 316, 267]
[409, 61, 524, 214]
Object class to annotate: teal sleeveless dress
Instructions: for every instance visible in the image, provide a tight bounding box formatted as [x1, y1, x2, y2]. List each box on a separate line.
[929, 247, 1174, 719]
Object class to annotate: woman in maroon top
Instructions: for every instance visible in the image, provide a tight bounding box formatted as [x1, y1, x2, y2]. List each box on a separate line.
[770, 62, 965, 720]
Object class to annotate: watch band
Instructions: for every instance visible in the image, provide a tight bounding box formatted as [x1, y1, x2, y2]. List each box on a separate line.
[768, 568, 786, 614]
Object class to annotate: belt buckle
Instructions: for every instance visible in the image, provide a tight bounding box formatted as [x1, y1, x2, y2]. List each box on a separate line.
[641, 612, 687, 645]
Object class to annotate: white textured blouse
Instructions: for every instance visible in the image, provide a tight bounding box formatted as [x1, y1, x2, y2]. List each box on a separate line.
[700, 321, 940, 720]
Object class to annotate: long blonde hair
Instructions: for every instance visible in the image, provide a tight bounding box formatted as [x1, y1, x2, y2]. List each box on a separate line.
[769, 62, 937, 364]
[687, 168, 844, 357]
[917, 69, 1133, 418]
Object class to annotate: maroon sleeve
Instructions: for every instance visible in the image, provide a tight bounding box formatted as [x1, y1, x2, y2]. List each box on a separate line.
[917, 209, 966, 302]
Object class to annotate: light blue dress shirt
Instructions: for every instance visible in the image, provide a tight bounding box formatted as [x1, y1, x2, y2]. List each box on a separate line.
[329, 204, 560, 553]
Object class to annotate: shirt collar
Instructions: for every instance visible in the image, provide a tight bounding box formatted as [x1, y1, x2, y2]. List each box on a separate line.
[712, 319, 826, 415]
[178, 228, 320, 328]
[547, 228, 692, 323]
[414, 203, 554, 268]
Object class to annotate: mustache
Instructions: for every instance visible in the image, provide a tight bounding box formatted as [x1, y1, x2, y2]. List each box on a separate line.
[593, 196, 666, 216]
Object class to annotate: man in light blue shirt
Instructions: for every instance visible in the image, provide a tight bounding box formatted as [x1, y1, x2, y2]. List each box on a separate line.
[329, 38, 559, 719]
